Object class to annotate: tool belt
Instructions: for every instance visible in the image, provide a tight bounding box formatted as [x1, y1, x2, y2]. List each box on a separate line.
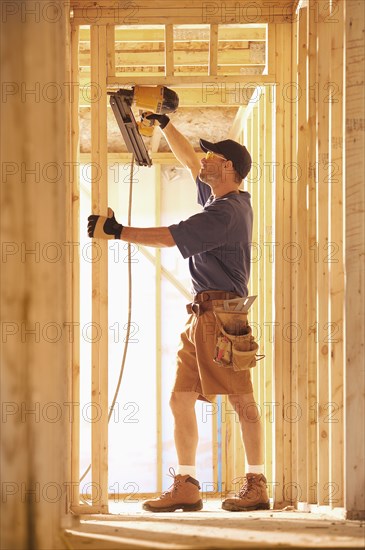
[213, 297, 264, 372]
[186, 291, 239, 316]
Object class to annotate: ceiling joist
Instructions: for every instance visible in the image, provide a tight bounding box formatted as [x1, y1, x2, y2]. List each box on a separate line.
[71, 0, 296, 25]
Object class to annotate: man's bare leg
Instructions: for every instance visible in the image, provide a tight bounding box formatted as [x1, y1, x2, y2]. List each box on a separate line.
[169, 391, 199, 465]
[142, 390, 202, 512]
[228, 392, 264, 465]
[221, 392, 269, 511]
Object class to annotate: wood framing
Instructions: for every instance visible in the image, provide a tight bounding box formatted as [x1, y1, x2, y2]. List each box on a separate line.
[79, 26, 267, 43]
[345, 0, 365, 520]
[293, 4, 308, 506]
[67, 0, 363, 520]
[164, 24, 174, 77]
[90, 24, 109, 512]
[70, 23, 81, 510]
[329, 0, 344, 509]
[154, 165, 163, 494]
[306, 0, 318, 505]
[71, 1, 298, 25]
[273, 21, 293, 508]
[316, 1, 331, 507]
[208, 24, 218, 76]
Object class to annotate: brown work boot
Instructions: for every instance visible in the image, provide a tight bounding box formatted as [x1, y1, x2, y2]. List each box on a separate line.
[142, 468, 203, 513]
[222, 473, 270, 511]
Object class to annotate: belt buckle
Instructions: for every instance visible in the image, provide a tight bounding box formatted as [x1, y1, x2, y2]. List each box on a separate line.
[191, 303, 201, 315]
[199, 291, 210, 302]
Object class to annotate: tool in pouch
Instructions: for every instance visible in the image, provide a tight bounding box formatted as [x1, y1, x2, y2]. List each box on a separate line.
[213, 296, 264, 371]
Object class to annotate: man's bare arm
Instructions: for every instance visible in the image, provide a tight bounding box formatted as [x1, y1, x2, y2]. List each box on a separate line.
[162, 123, 201, 181]
[121, 226, 175, 248]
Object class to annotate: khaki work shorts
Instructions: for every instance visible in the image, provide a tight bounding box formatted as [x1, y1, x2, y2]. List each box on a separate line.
[172, 299, 254, 402]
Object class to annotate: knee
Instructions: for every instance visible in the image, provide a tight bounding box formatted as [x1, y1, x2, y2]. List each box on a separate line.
[169, 391, 195, 417]
[169, 392, 184, 417]
[228, 394, 261, 423]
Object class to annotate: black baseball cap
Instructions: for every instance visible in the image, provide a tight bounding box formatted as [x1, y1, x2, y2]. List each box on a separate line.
[200, 138, 252, 179]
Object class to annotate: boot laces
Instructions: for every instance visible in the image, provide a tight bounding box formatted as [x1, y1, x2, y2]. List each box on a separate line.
[159, 467, 181, 498]
[237, 474, 258, 498]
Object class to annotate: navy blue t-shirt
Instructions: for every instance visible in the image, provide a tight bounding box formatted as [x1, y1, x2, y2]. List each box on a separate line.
[168, 177, 253, 296]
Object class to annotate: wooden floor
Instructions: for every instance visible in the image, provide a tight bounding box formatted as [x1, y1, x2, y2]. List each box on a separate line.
[64, 501, 365, 549]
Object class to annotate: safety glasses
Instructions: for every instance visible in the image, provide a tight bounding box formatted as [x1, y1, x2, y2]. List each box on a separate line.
[205, 151, 226, 161]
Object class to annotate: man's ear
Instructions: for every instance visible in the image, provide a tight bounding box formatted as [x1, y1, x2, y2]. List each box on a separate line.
[224, 159, 234, 171]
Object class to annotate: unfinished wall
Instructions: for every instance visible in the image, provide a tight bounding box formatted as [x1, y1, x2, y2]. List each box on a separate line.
[218, 0, 364, 518]
[23, 0, 361, 523]
[287, 0, 364, 517]
[0, 2, 71, 548]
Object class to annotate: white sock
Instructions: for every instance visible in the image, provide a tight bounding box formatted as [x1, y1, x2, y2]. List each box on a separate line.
[247, 464, 265, 475]
[177, 465, 197, 479]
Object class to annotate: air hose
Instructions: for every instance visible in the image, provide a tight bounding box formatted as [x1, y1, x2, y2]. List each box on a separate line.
[79, 155, 135, 486]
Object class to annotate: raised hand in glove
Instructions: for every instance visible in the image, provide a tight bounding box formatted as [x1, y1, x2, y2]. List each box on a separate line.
[87, 208, 123, 240]
[145, 113, 170, 129]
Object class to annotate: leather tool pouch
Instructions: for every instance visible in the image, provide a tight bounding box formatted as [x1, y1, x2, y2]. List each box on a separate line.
[213, 298, 264, 371]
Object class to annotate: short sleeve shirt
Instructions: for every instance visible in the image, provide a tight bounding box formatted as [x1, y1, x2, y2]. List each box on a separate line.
[168, 177, 253, 296]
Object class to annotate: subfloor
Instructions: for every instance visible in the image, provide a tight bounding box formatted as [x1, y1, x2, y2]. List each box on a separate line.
[64, 500, 365, 549]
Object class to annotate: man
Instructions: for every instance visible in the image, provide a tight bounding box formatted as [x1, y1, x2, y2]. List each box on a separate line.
[87, 114, 270, 513]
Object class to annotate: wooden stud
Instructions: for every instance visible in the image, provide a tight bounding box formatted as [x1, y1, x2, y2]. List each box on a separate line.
[263, 84, 274, 488]
[106, 24, 116, 77]
[208, 24, 218, 76]
[154, 164, 163, 494]
[70, 23, 81, 510]
[329, 0, 345, 509]
[212, 398, 219, 493]
[266, 23, 276, 75]
[316, 1, 331, 507]
[250, 103, 259, 397]
[221, 396, 234, 492]
[290, 12, 299, 501]
[306, 0, 318, 505]
[283, 21, 294, 506]
[272, 21, 294, 507]
[293, 5, 308, 506]
[258, 90, 265, 441]
[345, 0, 365, 521]
[164, 24, 174, 77]
[90, 25, 109, 512]
[1, 5, 69, 545]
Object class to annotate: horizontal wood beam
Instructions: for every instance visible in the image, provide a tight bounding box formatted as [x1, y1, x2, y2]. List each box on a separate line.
[79, 26, 267, 43]
[79, 48, 264, 67]
[71, 1, 295, 25]
[80, 152, 204, 164]
[78, 83, 258, 106]
[79, 65, 267, 79]
[79, 40, 261, 53]
[107, 74, 276, 86]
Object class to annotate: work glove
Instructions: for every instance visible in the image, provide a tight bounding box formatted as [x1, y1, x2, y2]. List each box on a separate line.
[145, 113, 170, 129]
[87, 208, 123, 239]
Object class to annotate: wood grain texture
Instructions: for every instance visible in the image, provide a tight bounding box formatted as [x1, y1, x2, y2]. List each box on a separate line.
[0, 2, 69, 547]
[345, 0, 365, 520]
[90, 24, 109, 511]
